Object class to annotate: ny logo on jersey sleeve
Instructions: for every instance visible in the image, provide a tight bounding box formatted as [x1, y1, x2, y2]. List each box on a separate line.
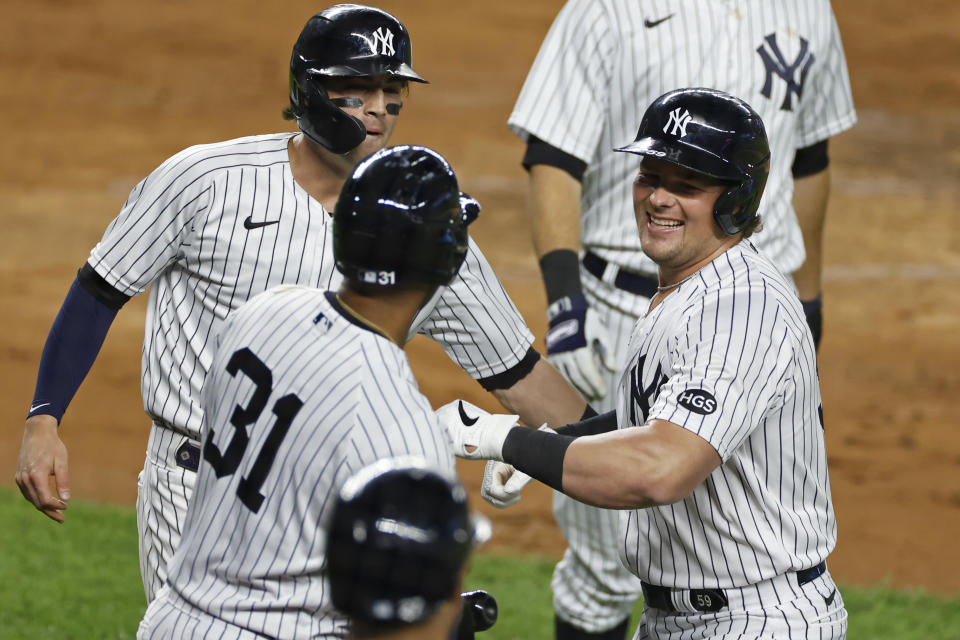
[756, 33, 815, 111]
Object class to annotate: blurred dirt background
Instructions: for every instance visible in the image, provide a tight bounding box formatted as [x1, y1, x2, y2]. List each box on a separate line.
[1, 0, 958, 593]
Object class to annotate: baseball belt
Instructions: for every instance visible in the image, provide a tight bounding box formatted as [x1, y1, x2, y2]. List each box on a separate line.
[583, 251, 658, 298]
[175, 441, 201, 472]
[641, 561, 827, 614]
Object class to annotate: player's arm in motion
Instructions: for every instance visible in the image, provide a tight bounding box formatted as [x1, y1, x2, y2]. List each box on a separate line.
[525, 149, 615, 403]
[16, 265, 129, 522]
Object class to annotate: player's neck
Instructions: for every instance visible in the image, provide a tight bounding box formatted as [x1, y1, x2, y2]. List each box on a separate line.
[336, 286, 432, 346]
[288, 133, 354, 210]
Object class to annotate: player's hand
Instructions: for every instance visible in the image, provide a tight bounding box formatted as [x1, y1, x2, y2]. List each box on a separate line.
[435, 400, 519, 461]
[480, 423, 556, 508]
[545, 295, 616, 401]
[481, 461, 532, 508]
[15, 414, 70, 523]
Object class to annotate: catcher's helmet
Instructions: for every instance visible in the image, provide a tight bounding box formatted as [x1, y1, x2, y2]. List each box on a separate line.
[326, 458, 490, 626]
[616, 88, 770, 235]
[333, 145, 478, 289]
[289, 4, 428, 154]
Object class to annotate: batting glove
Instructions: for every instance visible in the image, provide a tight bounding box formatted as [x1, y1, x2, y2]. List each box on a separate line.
[435, 399, 519, 461]
[480, 424, 555, 508]
[545, 295, 616, 401]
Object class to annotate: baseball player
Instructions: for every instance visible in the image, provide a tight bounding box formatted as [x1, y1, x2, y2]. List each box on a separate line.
[327, 458, 494, 640]
[139, 144, 485, 639]
[508, 2, 856, 637]
[15, 3, 586, 602]
[442, 89, 847, 640]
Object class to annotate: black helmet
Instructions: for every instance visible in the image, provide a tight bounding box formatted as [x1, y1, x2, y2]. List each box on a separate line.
[333, 145, 478, 289]
[289, 4, 428, 154]
[616, 88, 770, 235]
[326, 458, 490, 626]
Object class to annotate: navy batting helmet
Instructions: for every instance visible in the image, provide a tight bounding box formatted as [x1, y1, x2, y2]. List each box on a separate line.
[333, 145, 478, 289]
[326, 458, 490, 626]
[616, 88, 770, 235]
[289, 4, 428, 154]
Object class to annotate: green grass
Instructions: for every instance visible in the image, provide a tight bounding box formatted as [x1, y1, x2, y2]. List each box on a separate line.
[2, 487, 958, 639]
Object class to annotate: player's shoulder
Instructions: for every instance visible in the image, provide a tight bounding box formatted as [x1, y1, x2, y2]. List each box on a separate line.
[241, 284, 325, 312]
[150, 133, 294, 183]
[693, 242, 802, 311]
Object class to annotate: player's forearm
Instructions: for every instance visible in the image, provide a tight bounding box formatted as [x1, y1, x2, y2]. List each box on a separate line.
[791, 167, 831, 299]
[560, 428, 687, 508]
[491, 357, 586, 427]
[501, 419, 720, 509]
[28, 270, 123, 423]
[527, 164, 583, 259]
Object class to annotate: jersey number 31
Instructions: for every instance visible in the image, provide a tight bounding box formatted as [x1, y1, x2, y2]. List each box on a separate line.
[202, 347, 304, 513]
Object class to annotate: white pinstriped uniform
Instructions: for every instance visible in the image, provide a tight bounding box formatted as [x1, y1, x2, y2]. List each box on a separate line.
[507, 0, 855, 630]
[88, 133, 532, 600]
[617, 242, 844, 639]
[137, 286, 456, 639]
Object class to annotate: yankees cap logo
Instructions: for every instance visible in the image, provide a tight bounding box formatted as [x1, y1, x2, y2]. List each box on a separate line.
[360, 26, 395, 56]
[663, 107, 693, 137]
[458, 400, 479, 426]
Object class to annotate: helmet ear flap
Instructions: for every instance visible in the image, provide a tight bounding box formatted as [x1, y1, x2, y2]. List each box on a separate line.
[292, 73, 367, 154]
[713, 182, 749, 235]
[713, 175, 762, 235]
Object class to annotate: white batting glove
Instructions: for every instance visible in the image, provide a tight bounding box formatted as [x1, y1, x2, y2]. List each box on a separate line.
[545, 296, 616, 401]
[434, 400, 519, 461]
[482, 462, 531, 508]
[480, 425, 555, 508]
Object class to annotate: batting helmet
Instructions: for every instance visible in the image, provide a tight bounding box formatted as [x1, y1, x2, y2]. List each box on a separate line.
[333, 145, 478, 289]
[289, 4, 428, 154]
[616, 88, 770, 235]
[326, 458, 490, 627]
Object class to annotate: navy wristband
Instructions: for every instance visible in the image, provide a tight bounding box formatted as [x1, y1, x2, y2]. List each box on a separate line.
[502, 427, 574, 492]
[539, 249, 584, 304]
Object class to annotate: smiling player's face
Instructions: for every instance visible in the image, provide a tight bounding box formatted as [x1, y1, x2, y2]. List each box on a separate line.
[632, 157, 739, 283]
[325, 76, 405, 162]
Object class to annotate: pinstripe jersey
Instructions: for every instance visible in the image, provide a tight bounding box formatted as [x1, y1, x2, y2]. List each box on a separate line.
[508, 0, 857, 276]
[150, 286, 456, 639]
[88, 133, 532, 440]
[615, 241, 835, 589]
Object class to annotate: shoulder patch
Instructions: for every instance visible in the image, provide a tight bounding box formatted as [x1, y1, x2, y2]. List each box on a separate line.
[676, 389, 718, 415]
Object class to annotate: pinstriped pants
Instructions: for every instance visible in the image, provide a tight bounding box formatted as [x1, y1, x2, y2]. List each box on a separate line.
[136, 423, 198, 602]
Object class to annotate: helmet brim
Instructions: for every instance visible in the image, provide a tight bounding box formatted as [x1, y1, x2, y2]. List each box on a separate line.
[307, 62, 428, 83]
[615, 137, 745, 181]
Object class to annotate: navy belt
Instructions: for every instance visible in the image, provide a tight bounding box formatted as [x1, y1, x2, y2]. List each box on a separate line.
[641, 562, 827, 614]
[175, 442, 201, 472]
[582, 251, 658, 298]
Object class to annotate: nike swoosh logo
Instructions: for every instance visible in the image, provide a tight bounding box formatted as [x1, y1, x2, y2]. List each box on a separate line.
[458, 401, 479, 426]
[243, 216, 280, 230]
[29, 402, 51, 413]
[644, 14, 675, 28]
[823, 589, 837, 606]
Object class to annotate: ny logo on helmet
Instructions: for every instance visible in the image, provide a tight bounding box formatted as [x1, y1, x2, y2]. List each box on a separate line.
[361, 27, 395, 56]
[663, 108, 692, 137]
[757, 33, 815, 111]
